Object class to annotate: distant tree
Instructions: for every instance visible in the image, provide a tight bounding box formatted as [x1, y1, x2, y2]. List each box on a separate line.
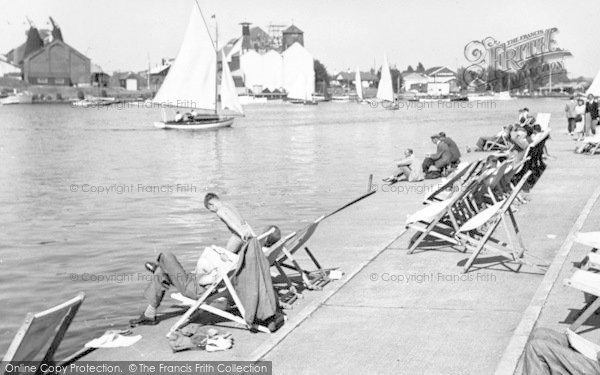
[391, 68, 403, 93]
[416, 62, 425, 73]
[314, 59, 330, 94]
[406, 65, 414, 73]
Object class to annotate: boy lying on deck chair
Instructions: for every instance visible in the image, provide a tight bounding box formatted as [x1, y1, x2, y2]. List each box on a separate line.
[130, 193, 281, 326]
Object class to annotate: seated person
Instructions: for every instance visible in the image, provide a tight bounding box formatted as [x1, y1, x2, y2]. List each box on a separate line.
[129, 225, 282, 326]
[174, 111, 184, 123]
[522, 328, 600, 374]
[518, 107, 535, 126]
[383, 148, 424, 183]
[507, 125, 531, 165]
[439, 132, 461, 165]
[190, 109, 198, 120]
[184, 112, 193, 121]
[422, 134, 452, 176]
[204, 192, 254, 254]
[474, 125, 511, 151]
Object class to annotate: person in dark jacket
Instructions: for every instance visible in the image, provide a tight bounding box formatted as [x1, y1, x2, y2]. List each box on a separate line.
[422, 134, 452, 173]
[129, 226, 281, 326]
[585, 94, 598, 136]
[439, 132, 461, 164]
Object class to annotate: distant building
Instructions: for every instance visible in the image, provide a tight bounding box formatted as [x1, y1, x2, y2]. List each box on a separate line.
[334, 70, 377, 88]
[424, 66, 457, 83]
[0, 56, 21, 77]
[5, 18, 92, 86]
[23, 40, 90, 86]
[402, 72, 429, 92]
[282, 25, 304, 51]
[111, 72, 144, 91]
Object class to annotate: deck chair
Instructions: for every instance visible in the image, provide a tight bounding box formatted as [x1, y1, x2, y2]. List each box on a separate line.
[167, 229, 276, 337]
[2, 292, 85, 367]
[575, 232, 600, 271]
[483, 132, 512, 152]
[423, 160, 482, 204]
[563, 270, 600, 331]
[536, 113, 551, 131]
[407, 178, 483, 254]
[458, 171, 547, 273]
[577, 136, 600, 155]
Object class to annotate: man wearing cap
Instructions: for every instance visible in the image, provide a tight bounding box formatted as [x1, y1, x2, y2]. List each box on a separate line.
[518, 108, 534, 126]
[422, 134, 452, 175]
[439, 132, 461, 165]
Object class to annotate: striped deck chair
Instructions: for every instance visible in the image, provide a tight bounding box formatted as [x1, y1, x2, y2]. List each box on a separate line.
[577, 136, 600, 155]
[423, 160, 483, 204]
[406, 178, 483, 254]
[458, 171, 547, 273]
[2, 293, 85, 367]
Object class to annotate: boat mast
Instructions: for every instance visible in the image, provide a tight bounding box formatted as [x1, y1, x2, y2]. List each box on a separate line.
[214, 16, 219, 115]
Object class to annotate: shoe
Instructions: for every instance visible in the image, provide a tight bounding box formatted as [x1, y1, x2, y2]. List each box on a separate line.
[145, 262, 158, 274]
[129, 314, 158, 326]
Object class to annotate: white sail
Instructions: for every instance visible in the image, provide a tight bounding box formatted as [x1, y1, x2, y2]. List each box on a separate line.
[282, 43, 315, 100]
[220, 51, 243, 114]
[376, 52, 394, 102]
[587, 70, 600, 96]
[355, 67, 363, 100]
[152, 4, 216, 110]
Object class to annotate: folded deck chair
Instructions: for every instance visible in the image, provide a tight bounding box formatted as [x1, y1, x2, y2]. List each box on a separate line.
[458, 171, 546, 273]
[577, 136, 600, 155]
[423, 160, 482, 204]
[267, 190, 376, 299]
[563, 270, 600, 331]
[167, 229, 276, 337]
[407, 178, 483, 254]
[2, 292, 85, 367]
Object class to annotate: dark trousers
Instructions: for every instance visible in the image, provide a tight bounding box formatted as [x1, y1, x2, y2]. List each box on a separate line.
[144, 252, 206, 308]
[422, 157, 435, 172]
[522, 328, 600, 375]
[567, 117, 576, 133]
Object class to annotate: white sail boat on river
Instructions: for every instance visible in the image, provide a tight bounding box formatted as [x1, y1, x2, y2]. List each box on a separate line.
[152, 1, 243, 130]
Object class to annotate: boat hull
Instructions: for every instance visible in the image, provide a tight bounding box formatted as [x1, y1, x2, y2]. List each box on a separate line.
[0, 94, 33, 105]
[154, 117, 234, 130]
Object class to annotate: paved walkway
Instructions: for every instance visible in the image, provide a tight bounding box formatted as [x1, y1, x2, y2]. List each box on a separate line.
[86, 133, 600, 374]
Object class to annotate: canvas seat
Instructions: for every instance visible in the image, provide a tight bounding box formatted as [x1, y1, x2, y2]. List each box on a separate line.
[458, 171, 547, 273]
[2, 292, 85, 367]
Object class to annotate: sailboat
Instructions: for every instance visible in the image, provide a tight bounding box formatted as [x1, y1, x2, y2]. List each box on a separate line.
[152, 1, 243, 130]
[587, 70, 600, 96]
[376, 52, 395, 106]
[354, 67, 364, 103]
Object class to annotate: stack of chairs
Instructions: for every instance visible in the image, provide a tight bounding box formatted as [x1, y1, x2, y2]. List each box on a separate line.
[404, 154, 549, 273]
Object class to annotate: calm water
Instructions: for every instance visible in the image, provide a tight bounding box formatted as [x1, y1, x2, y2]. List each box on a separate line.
[0, 98, 566, 355]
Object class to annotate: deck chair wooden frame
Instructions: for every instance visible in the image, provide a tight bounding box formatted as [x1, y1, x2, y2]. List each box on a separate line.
[563, 270, 600, 331]
[483, 133, 512, 152]
[458, 171, 546, 273]
[167, 229, 276, 338]
[423, 160, 482, 204]
[407, 178, 483, 254]
[2, 292, 85, 366]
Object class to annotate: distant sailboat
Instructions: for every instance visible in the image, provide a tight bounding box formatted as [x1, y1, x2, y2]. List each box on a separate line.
[355, 67, 363, 102]
[376, 52, 394, 103]
[152, 1, 243, 130]
[587, 70, 600, 96]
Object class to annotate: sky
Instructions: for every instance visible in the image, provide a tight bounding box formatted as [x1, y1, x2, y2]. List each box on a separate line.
[1, 0, 599, 78]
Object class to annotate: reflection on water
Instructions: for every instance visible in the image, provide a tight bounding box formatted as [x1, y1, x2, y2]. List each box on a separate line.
[0, 98, 565, 355]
